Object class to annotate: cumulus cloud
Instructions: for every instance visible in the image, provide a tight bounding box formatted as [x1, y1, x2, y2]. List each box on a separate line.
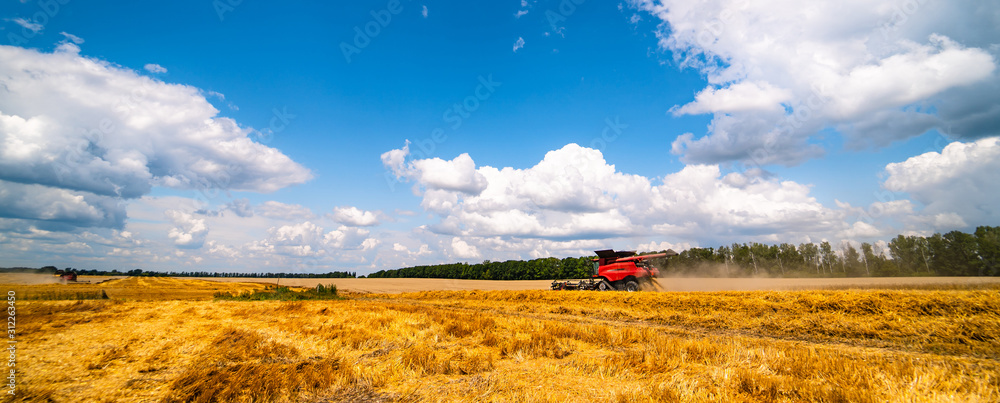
[324, 225, 373, 250]
[451, 237, 480, 259]
[383, 143, 488, 195]
[630, 0, 1000, 165]
[238, 221, 378, 259]
[0, 180, 126, 228]
[838, 221, 884, 239]
[672, 81, 792, 115]
[246, 221, 324, 257]
[165, 210, 208, 248]
[0, 45, 311, 229]
[883, 137, 1000, 228]
[636, 240, 693, 253]
[383, 143, 843, 243]
[421, 5, 428, 18]
[331, 206, 380, 227]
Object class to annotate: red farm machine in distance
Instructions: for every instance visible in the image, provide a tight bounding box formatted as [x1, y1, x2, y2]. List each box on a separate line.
[551, 249, 678, 292]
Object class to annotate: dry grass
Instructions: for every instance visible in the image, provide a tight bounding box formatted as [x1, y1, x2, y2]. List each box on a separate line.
[379, 289, 1000, 358]
[4, 278, 999, 402]
[188, 276, 1000, 293]
[5, 277, 268, 301]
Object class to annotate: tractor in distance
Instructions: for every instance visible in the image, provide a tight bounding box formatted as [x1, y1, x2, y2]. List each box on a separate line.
[551, 249, 678, 292]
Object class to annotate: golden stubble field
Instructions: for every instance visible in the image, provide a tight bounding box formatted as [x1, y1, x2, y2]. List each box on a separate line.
[4, 275, 1000, 402]
[188, 275, 1000, 293]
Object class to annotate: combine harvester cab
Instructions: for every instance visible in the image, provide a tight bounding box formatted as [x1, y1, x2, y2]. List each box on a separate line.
[551, 249, 677, 292]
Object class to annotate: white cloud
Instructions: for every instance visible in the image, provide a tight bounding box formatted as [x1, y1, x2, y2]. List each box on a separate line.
[0, 180, 125, 228]
[383, 143, 843, 243]
[868, 200, 914, 217]
[144, 63, 167, 74]
[451, 237, 480, 259]
[636, 240, 693, 253]
[322, 225, 372, 250]
[380, 140, 411, 178]
[9, 18, 42, 32]
[270, 221, 323, 246]
[421, 5, 428, 18]
[384, 144, 488, 195]
[237, 221, 376, 258]
[513, 37, 525, 52]
[515, 10, 529, 18]
[0, 45, 311, 229]
[165, 210, 208, 249]
[206, 240, 242, 260]
[332, 206, 380, 227]
[629, 0, 1000, 165]
[839, 221, 884, 239]
[254, 201, 315, 221]
[361, 238, 380, 251]
[59, 32, 84, 44]
[883, 137, 1000, 228]
[672, 81, 793, 115]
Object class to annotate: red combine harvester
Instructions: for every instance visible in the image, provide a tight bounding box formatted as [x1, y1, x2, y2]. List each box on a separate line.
[55, 270, 78, 283]
[551, 249, 678, 292]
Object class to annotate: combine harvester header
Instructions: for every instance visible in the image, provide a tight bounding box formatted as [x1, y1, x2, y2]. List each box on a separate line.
[551, 249, 678, 292]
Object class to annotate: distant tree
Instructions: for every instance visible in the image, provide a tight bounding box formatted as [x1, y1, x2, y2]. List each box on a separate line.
[799, 243, 820, 274]
[975, 226, 1000, 276]
[928, 231, 982, 276]
[776, 243, 799, 275]
[841, 242, 863, 277]
[820, 241, 837, 275]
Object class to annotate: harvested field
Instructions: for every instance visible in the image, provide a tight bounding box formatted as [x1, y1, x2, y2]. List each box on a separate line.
[189, 276, 1000, 293]
[0, 274, 126, 286]
[5, 276, 1000, 402]
[4, 276, 267, 301]
[6, 274, 999, 294]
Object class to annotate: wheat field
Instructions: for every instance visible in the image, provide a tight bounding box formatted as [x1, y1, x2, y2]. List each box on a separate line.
[4, 276, 999, 402]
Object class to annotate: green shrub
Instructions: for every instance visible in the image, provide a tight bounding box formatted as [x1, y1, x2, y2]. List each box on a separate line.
[214, 284, 340, 301]
[23, 290, 110, 300]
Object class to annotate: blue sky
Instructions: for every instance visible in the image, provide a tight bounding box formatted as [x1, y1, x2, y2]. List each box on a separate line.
[1, 0, 998, 273]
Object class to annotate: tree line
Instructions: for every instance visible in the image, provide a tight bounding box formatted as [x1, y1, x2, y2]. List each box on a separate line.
[663, 226, 999, 278]
[4, 226, 996, 280]
[367, 257, 596, 280]
[368, 226, 1000, 279]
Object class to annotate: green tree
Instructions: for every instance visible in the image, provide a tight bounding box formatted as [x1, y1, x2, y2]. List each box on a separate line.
[820, 241, 837, 275]
[776, 243, 799, 275]
[928, 231, 982, 276]
[799, 243, 820, 274]
[841, 242, 863, 277]
[975, 226, 1000, 276]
